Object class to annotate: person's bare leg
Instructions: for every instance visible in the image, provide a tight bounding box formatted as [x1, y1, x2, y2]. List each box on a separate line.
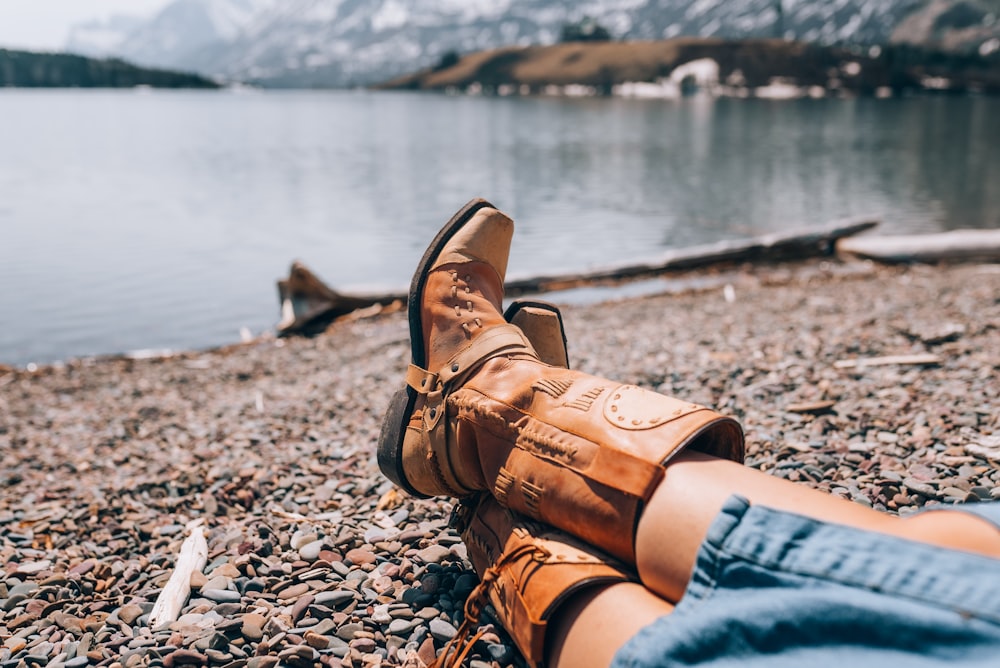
[637, 450, 1000, 602]
[898, 509, 1000, 556]
[548, 583, 673, 668]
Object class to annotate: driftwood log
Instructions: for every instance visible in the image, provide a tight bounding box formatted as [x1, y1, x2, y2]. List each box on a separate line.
[277, 217, 878, 336]
[836, 229, 1000, 263]
[277, 262, 405, 336]
[833, 354, 942, 369]
[503, 217, 878, 294]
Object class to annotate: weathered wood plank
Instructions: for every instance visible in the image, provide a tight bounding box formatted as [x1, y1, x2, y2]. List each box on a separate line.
[276, 217, 878, 335]
[834, 354, 942, 369]
[836, 229, 1000, 263]
[504, 218, 878, 295]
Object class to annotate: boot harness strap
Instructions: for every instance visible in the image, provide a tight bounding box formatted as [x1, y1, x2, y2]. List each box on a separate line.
[407, 324, 537, 431]
[405, 324, 538, 497]
[410, 324, 537, 387]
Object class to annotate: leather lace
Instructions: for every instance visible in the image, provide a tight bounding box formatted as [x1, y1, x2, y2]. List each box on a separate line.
[430, 542, 541, 668]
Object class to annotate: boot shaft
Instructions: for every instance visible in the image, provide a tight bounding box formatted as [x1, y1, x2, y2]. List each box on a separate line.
[451, 356, 743, 560]
[449, 494, 633, 668]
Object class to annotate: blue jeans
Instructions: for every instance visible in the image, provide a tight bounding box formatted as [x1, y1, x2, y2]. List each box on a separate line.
[612, 496, 1000, 667]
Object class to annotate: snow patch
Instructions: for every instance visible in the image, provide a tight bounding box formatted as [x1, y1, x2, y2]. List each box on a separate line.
[663, 23, 683, 38]
[603, 11, 635, 36]
[921, 76, 951, 90]
[562, 84, 598, 96]
[614, 58, 719, 98]
[671, 58, 719, 87]
[837, 13, 863, 41]
[614, 80, 679, 97]
[371, 0, 409, 32]
[298, 0, 347, 23]
[755, 78, 808, 99]
[435, 0, 512, 22]
[700, 18, 721, 36]
[686, 0, 723, 20]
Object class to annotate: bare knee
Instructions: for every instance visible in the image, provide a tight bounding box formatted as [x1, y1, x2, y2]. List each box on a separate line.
[900, 509, 1000, 559]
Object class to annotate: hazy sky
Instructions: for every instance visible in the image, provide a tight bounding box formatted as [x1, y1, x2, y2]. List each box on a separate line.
[0, 0, 172, 51]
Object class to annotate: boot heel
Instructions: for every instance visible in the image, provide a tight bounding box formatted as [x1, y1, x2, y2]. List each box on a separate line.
[504, 300, 569, 369]
[377, 387, 426, 497]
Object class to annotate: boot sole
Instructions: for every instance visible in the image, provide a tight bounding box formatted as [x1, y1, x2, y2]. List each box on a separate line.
[378, 198, 496, 496]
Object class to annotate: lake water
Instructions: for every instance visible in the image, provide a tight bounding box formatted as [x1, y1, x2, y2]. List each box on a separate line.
[1, 90, 998, 366]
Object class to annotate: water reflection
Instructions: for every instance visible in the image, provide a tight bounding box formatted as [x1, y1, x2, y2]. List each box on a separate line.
[0, 90, 997, 365]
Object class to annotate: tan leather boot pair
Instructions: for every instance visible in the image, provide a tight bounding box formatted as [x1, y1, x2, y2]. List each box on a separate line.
[380, 200, 745, 665]
[378, 198, 745, 562]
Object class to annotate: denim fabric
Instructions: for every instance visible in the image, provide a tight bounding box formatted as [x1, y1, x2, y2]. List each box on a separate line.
[612, 496, 1000, 668]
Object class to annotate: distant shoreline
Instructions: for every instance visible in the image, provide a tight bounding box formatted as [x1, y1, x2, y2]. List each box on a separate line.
[377, 38, 1000, 99]
[0, 48, 219, 88]
[5, 38, 996, 95]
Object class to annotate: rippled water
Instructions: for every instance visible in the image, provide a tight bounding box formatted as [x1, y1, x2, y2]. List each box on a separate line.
[1, 90, 998, 366]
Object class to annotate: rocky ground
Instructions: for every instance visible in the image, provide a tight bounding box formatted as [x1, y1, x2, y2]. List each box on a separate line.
[1, 259, 999, 668]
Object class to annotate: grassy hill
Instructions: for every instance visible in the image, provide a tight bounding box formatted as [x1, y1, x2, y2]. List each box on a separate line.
[377, 38, 1000, 96]
[0, 49, 219, 88]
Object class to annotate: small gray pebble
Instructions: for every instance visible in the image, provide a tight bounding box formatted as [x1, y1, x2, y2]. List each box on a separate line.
[298, 540, 324, 562]
[429, 618, 458, 642]
[313, 590, 354, 607]
[200, 588, 241, 603]
[336, 623, 364, 641]
[387, 619, 419, 635]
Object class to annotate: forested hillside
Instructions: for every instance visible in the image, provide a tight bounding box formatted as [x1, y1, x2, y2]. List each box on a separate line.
[0, 49, 219, 88]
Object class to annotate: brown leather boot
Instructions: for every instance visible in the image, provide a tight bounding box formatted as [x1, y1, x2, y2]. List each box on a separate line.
[438, 494, 634, 668]
[379, 199, 745, 563]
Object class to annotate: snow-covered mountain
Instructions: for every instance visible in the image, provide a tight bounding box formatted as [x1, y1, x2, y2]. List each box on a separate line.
[64, 0, 1000, 87]
[64, 15, 146, 55]
[66, 0, 278, 65]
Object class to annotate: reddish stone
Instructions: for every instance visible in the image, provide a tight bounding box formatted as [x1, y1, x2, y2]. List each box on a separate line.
[344, 548, 376, 566]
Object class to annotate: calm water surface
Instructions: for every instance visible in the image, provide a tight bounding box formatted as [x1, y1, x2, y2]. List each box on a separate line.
[1, 90, 998, 366]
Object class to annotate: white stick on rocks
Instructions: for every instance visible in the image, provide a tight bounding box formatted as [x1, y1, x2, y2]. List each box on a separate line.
[834, 354, 941, 369]
[148, 519, 208, 629]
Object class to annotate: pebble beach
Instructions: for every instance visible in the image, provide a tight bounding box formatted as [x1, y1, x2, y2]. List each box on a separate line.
[2, 259, 999, 668]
